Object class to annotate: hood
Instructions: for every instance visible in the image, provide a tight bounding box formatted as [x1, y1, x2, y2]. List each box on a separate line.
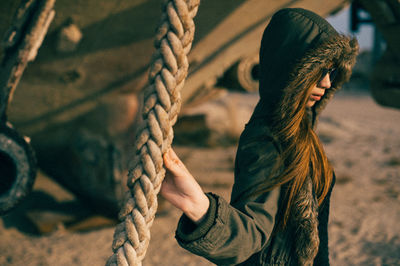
[251, 8, 359, 122]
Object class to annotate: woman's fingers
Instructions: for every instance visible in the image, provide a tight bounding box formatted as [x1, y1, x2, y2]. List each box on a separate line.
[163, 148, 188, 173]
[161, 148, 210, 222]
[163, 149, 174, 171]
[164, 148, 177, 167]
[167, 147, 179, 161]
[168, 148, 185, 167]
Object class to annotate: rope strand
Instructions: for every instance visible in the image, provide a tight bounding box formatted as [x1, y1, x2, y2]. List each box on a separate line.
[106, 1, 200, 265]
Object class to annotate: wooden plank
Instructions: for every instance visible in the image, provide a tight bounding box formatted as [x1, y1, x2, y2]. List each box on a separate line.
[189, 0, 294, 64]
[183, 0, 350, 104]
[0, 0, 55, 118]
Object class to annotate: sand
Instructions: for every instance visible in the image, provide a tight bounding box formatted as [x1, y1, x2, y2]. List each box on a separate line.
[1, 86, 400, 265]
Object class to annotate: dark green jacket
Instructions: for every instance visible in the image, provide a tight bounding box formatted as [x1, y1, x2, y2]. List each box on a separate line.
[175, 8, 358, 265]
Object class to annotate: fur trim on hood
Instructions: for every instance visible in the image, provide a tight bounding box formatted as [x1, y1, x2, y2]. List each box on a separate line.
[251, 8, 359, 122]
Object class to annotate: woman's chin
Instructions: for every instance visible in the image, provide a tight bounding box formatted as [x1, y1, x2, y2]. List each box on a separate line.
[306, 100, 316, 107]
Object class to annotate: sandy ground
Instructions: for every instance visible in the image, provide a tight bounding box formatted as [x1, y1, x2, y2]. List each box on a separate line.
[1, 85, 400, 265]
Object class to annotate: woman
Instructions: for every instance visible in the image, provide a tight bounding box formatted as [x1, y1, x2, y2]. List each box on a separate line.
[161, 8, 358, 265]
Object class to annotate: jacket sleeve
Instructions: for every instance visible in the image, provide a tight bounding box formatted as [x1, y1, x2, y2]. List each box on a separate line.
[175, 137, 281, 265]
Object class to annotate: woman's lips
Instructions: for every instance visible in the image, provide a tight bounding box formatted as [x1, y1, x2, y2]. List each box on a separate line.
[310, 94, 323, 101]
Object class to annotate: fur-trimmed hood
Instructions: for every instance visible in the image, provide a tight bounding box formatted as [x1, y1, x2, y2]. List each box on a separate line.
[251, 8, 359, 122]
[250, 8, 359, 265]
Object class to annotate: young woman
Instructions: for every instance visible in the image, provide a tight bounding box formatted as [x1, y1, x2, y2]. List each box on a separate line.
[161, 8, 359, 265]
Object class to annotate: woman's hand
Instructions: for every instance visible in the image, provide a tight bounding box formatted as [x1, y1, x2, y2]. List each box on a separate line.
[161, 148, 210, 224]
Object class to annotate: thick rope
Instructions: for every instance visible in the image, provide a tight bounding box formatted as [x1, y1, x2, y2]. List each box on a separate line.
[106, 0, 200, 265]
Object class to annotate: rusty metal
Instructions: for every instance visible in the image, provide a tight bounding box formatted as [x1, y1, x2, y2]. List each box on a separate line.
[0, 0, 55, 214]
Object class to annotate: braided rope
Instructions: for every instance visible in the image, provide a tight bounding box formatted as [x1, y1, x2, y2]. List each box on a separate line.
[106, 0, 200, 265]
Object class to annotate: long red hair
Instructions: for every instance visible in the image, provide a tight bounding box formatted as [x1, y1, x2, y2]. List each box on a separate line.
[259, 67, 334, 228]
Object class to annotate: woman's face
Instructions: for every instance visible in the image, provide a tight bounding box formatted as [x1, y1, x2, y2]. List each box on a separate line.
[306, 71, 333, 107]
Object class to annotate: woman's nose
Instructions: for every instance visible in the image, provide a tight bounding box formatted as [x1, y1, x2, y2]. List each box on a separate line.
[318, 73, 332, 89]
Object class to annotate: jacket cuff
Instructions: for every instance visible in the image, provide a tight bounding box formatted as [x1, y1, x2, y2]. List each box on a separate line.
[175, 193, 217, 243]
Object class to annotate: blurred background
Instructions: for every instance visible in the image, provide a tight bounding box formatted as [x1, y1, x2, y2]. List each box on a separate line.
[0, 0, 399, 265]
